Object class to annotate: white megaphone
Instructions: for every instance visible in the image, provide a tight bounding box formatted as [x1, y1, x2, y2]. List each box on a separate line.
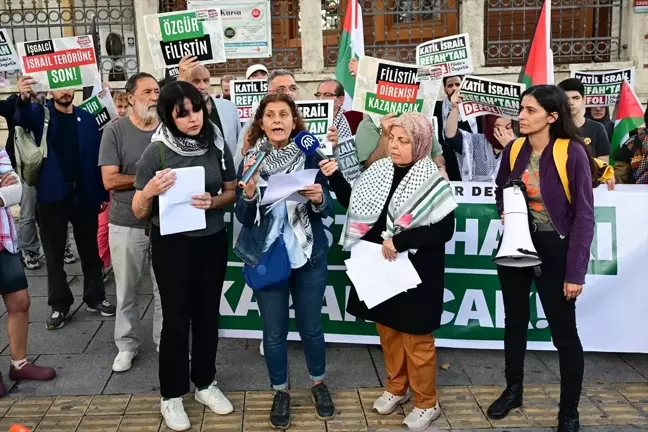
[493, 179, 542, 268]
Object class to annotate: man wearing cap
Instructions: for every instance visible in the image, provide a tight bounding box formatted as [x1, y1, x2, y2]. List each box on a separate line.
[177, 56, 242, 156]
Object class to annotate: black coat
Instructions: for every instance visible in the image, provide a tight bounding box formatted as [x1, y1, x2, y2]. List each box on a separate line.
[329, 165, 455, 335]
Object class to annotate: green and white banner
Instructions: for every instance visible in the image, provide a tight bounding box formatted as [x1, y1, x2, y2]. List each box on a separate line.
[218, 183, 648, 354]
[78, 89, 118, 130]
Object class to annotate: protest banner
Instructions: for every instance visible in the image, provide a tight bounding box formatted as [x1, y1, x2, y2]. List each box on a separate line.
[16, 36, 100, 92]
[188, 0, 272, 59]
[458, 75, 525, 120]
[296, 100, 335, 155]
[78, 89, 119, 130]
[216, 184, 648, 354]
[335, 136, 361, 183]
[0, 29, 20, 72]
[352, 56, 441, 118]
[416, 33, 473, 76]
[571, 68, 636, 107]
[231, 79, 268, 122]
[143, 9, 226, 70]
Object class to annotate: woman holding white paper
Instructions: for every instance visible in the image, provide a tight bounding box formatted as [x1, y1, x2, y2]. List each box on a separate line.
[132, 81, 237, 432]
[235, 93, 335, 430]
[319, 112, 457, 432]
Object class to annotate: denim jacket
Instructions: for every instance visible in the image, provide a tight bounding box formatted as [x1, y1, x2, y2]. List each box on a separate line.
[234, 155, 334, 267]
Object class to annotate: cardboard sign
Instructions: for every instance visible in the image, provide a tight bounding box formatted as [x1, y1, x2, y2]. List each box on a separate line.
[571, 68, 636, 107]
[187, 0, 272, 58]
[296, 100, 334, 155]
[458, 75, 526, 120]
[0, 29, 20, 72]
[416, 33, 474, 76]
[231, 79, 268, 122]
[17, 36, 100, 92]
[144, 9, 226, 69]
[352, 56, 441, 118]
[78, 89, 119, 130]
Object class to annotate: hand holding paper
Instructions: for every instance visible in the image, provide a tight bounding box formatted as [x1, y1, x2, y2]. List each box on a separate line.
[159, 166, 206, 235]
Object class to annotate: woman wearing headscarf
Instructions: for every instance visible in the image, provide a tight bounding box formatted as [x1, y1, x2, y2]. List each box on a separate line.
[319, 113, 457, 432]
[235, 93, 335, 429]
[585, 107, 614, 141]
[132, 81, 236, 431]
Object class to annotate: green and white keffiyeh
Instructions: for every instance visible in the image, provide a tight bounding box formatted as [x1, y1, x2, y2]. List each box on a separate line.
[340, 157, 457, 253]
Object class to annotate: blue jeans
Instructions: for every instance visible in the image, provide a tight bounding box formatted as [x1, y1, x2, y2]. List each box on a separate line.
[254, 258, 328, 390]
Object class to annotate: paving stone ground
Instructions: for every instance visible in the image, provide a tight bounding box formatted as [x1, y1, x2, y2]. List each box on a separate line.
[0, 263, 645, 431]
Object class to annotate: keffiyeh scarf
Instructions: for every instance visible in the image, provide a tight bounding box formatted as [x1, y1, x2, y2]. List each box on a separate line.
[340, 157, 457, 253]
[0, 150, 18, 253]
[629, 128, 648, 184]
[333, 108, 353, 140]
[246, 138, 315, 258]
[442, 99, 499, 182]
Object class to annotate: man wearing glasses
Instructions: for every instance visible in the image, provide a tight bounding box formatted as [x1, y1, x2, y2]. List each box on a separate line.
[314, 80, 363, 140]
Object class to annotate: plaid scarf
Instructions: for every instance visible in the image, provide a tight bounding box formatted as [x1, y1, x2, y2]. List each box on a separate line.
[0, 149, 18, 253]
[340, 157, 457, 253]
[629, 128, 648, 184]
[246, 138, 314, 258]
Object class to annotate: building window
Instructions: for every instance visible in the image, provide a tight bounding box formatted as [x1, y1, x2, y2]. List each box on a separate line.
[484, 0, 623, 66]
[0, 0, 139, 82]
[323, 0, 459, 68]
[159, 0, 301, 75]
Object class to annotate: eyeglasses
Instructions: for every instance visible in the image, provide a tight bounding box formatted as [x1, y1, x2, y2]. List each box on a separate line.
[269, 85, 298, 94]
[314, 92, 337, 98]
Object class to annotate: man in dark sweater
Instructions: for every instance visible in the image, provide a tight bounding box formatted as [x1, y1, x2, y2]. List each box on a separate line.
[15, 76, 116, 330]
[559, 78, 611, 163]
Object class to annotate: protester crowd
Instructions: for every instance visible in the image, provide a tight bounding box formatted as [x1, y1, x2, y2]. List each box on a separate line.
[0, 39, 646, 432]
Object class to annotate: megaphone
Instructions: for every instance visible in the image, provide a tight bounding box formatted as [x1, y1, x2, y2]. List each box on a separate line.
[493, 179, 542, 268]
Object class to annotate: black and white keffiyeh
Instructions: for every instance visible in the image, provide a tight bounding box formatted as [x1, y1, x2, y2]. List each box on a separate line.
[152, 122, 227, 169]
[246, 138, 315, 258]
[333, 108, 353, 140]
[340, 157, 457, 253]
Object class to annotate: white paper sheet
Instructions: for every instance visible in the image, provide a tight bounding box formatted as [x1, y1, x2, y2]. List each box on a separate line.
[159, 166, 206, 235]
[260, 169, 319, 206]
[344, 241, 422, 309]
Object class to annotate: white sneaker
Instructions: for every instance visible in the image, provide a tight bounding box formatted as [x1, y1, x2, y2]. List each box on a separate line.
[259, 340, 264, 356]
[161, 397, 191, 431]
[373, 390, 411, 415]
[402, 402, 442, 431]
[195, 381, 234, 415]
[112, 351, 137, 372]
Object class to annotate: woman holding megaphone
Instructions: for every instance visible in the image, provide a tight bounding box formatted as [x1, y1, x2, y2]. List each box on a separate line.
[234, 93, 336, 429]
[320, 112, 457, 431]
[490, 85, 597, 432]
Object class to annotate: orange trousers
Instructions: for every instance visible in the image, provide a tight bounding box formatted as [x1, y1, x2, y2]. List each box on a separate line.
[97, 201, 111, 268]
[376, 323, 438, 409]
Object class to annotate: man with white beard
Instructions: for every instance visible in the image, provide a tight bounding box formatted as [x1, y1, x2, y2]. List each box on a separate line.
[99, 73, 163, 372]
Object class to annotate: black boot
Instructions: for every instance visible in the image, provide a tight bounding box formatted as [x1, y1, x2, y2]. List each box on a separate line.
[486, 383, 523, 420]
[557, 391, 580, 432]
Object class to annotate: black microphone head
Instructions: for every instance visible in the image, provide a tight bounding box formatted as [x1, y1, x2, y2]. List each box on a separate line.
[294, 130, 321, 156]
[257, 140, 273, 153]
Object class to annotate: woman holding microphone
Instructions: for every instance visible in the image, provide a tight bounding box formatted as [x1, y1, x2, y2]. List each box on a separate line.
[489, 85, 596, 432]
[132, 81, 236, 431]
[235, 93, 335, 429]
[320, 112, 457, 431]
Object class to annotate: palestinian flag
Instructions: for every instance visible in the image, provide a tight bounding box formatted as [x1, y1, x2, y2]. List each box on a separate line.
[519, 0, 553, 87]
[335, 0, 364, 109]
[610, 79, 645, 164]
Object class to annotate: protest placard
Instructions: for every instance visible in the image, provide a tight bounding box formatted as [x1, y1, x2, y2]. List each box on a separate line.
[0, 29, 20, 72]
[296, 100, 335, 155]
[188, 0, 272, 59]
[335, 136, 361, 183]
[570, 68, 636, 107]
[352, 56, 441, 118]
[78, 89, 118, 130]
[144, 9, 226, 70]
[458, 75, 525, 120]
[231, 79, 268, 122]
[416, 33, 473, 76]
[16, 36, 100, 92]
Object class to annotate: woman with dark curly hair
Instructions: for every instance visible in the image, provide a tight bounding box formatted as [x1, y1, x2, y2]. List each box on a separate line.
[235, 93, 336, 429]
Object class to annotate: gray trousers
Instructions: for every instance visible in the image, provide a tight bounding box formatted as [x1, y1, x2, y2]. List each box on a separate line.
[19, 183, 73, 254]
[109, 224, 162, 352]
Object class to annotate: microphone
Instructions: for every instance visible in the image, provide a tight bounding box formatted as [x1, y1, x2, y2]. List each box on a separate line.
[295, 130, 330, 161]
[238, 141, 273, 188]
